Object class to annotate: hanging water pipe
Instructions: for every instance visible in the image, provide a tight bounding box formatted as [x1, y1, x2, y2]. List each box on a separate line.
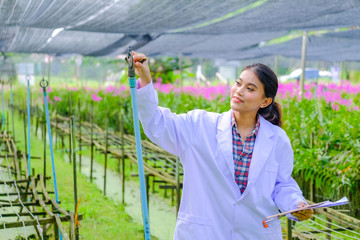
[40, 78, 62, 240]
[127, 46, 151, 240]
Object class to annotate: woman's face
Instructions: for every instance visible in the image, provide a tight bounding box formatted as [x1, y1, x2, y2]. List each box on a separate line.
[230, 69, 272, 115]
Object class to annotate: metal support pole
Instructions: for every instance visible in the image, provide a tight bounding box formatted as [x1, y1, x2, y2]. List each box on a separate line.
[299, 31, 308, 99]
[274, 55, 278, 75]
[47, 55, 51, 85]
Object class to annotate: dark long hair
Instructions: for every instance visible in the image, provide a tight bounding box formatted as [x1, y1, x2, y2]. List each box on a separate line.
[243, 63, 282, 127]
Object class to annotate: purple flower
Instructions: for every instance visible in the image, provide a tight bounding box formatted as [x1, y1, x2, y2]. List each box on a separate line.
[83, 86, 93, 92]
[66, 84, 78, 91]
[105, 85, 117, 93]
[91, 94, 102, 102]
[54, 96, 62, 102]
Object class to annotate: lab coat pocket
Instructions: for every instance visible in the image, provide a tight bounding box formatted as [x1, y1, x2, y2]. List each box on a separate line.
[262, 165, 278, 198]
[174, 212, 213, 240]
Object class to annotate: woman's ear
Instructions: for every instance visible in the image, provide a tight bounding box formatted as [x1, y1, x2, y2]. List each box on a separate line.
[260, 97, 272, 108]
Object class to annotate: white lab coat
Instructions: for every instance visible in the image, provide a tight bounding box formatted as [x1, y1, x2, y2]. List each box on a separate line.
[136, 82, 305, 240]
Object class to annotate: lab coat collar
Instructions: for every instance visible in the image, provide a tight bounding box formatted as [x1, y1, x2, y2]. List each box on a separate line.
[246, 115, 274, 195]
[217, 110, 234, 177]
[217, 110, 274, 199]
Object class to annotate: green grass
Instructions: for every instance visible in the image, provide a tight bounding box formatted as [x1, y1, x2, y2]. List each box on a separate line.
[10, 111, 156, 239]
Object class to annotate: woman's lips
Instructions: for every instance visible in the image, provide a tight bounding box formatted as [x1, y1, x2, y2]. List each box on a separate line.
[232, 97, 243, 103]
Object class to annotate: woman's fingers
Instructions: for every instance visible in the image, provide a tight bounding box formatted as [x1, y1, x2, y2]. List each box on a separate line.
[132, 52, 147, 63]
[292, 209, 313, 221]
[292, 202, 314, 221]
[129, 51, 152, 86]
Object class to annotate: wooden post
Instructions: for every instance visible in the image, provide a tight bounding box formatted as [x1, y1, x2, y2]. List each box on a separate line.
[6, 111, 9, 133]
[326, 217, 332, 240]
[103, 112, 109, 196]
[176, 157, 181, 216]
[299, 31, 308, 99]
[286, 218, 292, 240]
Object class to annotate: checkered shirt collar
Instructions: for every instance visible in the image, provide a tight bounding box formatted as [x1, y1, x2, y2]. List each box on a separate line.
[231, 113, 260, 137]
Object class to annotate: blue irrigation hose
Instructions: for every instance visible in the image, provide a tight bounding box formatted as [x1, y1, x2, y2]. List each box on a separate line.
[40, 78, 62, 240]
[127, 46, 151, 240]
[27, 75, 31, 176]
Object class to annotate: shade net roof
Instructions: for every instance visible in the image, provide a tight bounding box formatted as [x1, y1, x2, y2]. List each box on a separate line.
[0, 0, 360, 61]
[232, 29, 360, 62]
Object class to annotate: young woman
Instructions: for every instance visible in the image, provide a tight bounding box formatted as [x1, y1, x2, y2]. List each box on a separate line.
[132, 52, 313, 240]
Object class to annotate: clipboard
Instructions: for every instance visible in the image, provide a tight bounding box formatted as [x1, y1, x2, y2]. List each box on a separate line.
[262, 197, 349, 228]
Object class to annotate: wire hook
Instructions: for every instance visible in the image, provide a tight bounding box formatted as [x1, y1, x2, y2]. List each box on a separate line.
[39, 78, 49, 89]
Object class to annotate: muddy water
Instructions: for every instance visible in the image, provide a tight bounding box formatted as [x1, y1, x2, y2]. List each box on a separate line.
[72, 155, 177, 240]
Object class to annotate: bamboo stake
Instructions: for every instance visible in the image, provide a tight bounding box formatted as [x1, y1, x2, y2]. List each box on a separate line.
[103, 112, 109, 196]
[78, 100, 82, 173]
[121, 109, 125, 204]
[10, 82, 15, 142]
[176, 157, 180, 216]
[90, 102, 94, 182]
[68, 95, 72, 163]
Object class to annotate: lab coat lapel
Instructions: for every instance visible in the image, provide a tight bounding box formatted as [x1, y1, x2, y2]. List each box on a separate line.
[216, 110, 235, 177]
[247, 116, 274, 188]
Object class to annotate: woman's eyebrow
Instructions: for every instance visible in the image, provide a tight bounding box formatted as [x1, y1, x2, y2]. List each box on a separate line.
[238, 77, 258, 88]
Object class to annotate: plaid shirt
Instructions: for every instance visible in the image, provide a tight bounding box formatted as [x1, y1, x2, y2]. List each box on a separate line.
[232, 113, 260, 194]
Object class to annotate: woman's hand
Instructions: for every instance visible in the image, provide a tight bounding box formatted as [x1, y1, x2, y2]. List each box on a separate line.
[132, 51, 152, 87]
[291, 202, 314, 221]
